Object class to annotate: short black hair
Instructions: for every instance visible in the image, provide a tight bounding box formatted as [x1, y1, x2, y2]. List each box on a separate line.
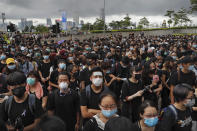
[104, 117, 133, 131]
[99, 92, 118, 105]
[34, 115, 66, 131]
[43, 51, 50, 55]
[139, 100, 157, 116]
[121, 56, 130, 65]
[58, 72, 70, 81]
[173, 83, 195, 103]
[57, 59, 66, 64]
[6, 71, 26, 86]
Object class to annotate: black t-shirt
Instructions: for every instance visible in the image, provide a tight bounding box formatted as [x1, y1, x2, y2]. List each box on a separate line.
[192, 97, 197, 121]
[121, 80, 144, 106]
[131, 121, 141, 131]
[0, 95, 44, 127]
[38, 61, 53, 78]
[170, 70, 196, 86]
[156, 107, 192, 131]
[0, 63, 6, 73]
[47, 89, 80, 130]
[49, 70, 59, 86]
[0, 74, 8, 94]
[80, 85, 109, 124]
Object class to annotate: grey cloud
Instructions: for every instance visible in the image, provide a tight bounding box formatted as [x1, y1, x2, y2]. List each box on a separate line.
[0, 0, 192, 19]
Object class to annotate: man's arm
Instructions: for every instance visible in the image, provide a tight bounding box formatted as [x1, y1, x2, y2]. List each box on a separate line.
[170, 85, 175, 104]
[24, 118, 40, 131]
[80, 106, 95, 118]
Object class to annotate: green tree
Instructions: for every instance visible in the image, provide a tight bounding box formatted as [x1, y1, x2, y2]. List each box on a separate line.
[23, 26, 29, 32]
[167, 19, 173, 28]
[35, 25, 49, 33]
[81, 23, 93, 31]
[93, 18, 107, 30]
[190, 0, 197, 12]
[139, 17, 149, 28]
[122, 14, 131, 28]
[165, 10, 174, 27]
[177, 8, 191, 26]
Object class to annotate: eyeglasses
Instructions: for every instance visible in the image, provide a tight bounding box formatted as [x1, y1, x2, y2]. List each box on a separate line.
[143, 114, 158, 118]
[100, 104, 117, 109]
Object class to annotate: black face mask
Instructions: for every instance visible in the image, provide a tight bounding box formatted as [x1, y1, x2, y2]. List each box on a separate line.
[135, 74, 142, 80]
[12, 86, 26, 98]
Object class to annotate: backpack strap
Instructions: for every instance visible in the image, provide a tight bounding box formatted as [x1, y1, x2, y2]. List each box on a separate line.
[85, 85, 91, 99]
[5, 96, 14, 117]
[168, 105, 178, 121]
[28, 94, 36, 115]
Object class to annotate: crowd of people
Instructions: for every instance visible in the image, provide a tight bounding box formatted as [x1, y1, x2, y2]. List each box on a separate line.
[0, 31, 197, 131]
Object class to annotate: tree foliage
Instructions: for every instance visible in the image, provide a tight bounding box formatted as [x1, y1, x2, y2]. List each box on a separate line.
[139, 17, 149, 28]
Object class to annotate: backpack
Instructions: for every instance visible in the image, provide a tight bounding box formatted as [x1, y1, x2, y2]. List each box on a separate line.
[5, 94, 36, 117]
[159, 105, 178, 122]
[85, 85, 108, 99]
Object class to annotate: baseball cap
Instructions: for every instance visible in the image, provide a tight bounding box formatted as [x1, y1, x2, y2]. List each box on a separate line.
[6, 58, 15, 65]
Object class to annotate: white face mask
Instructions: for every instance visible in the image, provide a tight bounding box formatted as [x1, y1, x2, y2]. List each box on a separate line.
[59, 82, 68, 91]
[92, 78, 103, 87]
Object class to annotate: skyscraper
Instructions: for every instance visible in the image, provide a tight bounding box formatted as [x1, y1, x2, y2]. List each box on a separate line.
[46, 18, 52, 26]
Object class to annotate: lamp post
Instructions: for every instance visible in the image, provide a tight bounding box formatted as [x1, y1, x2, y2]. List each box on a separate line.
[103, 0, 105, 33]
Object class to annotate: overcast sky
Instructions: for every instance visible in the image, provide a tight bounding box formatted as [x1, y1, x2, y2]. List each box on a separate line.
[0, 0, 196, 25]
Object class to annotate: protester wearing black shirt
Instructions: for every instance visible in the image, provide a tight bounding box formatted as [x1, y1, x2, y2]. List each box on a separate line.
[170, 56, 196, 104]
[156, 84, 194, 131]
[49, 59, 67, 91]
[80, 67, 109, 125]
[47, 72, 80, 131]
[38, 51, 53, 91]
[0, 53, 7, 73]
[121, 65, 144, 123]
[111, 56, 131, 99]
[0, 71, 44, 131]
[131, 100, 159, 131]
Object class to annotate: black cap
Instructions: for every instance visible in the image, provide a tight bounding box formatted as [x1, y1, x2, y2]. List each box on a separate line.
[179, 56, 192, 64]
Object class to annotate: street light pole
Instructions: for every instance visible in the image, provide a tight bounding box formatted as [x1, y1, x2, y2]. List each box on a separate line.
[103, 0, 105, 33]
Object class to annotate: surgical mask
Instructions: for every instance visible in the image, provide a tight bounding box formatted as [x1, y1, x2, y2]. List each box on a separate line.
[29, 49, 33, 53]
[102, 108, 117, 118]
[130, 47, 134, 50]
[121, 64, 127, 68]
[8, 64, 16, 70]
[12, 86, 26, 98]
[11, 48, 15, 52]
[189, 65, 194, 71]
[3, 46, 7, 49]
[70, 48, 74, 52]
[59, 63, 66, 70]
[46, 48, 51, 52]
[0, 55, 6, 60]
[27, 78, 36, 86]
[144, 117, 158, 127]
[86, 47, 91, 51]
[43, 55, 49, 60]
[192, 45, 197, 48]
[172, 56, 177, 60]
[59, 82, 68, 91]
[68, 57, 73, 61]
[35, 53, 41, 57]
[135, 74, 142, 80]
[184, 98, 195, 107]
[106, 70, 111, 74]
[92, 78, 103, 87]
[164, 52, 168, 55]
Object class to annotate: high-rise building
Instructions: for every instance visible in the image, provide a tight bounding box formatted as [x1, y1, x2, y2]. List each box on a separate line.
[46, 18, 52, 26]
[73, 16, 79, 28]
[18, 18, 33, 31]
